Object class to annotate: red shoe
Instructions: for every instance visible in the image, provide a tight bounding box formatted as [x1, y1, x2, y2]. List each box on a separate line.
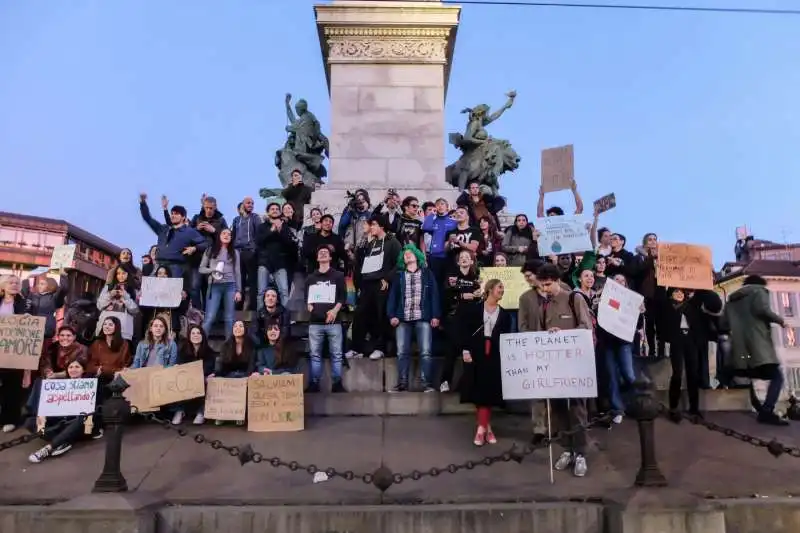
[473, 426, 486, 446]
[485, 427, 497, 444]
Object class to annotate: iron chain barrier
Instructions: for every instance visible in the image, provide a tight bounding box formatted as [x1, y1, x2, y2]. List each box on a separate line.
[0, 410, 99, 453]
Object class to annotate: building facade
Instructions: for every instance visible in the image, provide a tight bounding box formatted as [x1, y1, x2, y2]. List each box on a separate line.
[0, 211, 122, 301]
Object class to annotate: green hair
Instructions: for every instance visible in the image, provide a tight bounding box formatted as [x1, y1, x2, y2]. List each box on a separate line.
[396, 243, 427, 270]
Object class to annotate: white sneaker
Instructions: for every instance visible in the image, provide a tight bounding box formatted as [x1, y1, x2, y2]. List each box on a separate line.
[2, 424, 15, 433]
[368, 350, 384, 360]
[171, 411, 184, 425]
[192, 413, 205, 425]
[440, 381, 450, 393]
[612, 414, 623, 424]
[573, 454, 588, 477]
[50, 443, 73, 457]
[28, 446, 52, 464]
[554, 451, 574, 471]
[345, 350, 362, 359]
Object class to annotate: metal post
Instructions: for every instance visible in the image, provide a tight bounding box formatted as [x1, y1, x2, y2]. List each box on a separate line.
[630, 379, 667, 487]
[93, 376, 131, 493]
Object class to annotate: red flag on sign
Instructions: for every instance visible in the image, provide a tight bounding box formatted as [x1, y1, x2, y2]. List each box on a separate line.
[609, 299, 621, 310]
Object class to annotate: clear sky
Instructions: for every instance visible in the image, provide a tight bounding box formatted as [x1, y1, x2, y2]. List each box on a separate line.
[1, 0, 798, 267]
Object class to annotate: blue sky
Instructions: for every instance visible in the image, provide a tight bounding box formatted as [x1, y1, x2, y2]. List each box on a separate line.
[1, 0, 798, 267]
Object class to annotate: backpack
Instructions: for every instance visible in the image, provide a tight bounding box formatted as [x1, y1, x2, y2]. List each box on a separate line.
[64, 298, 100, 346]
[179, 305, 204, 339]
[568, 291, 597, 345]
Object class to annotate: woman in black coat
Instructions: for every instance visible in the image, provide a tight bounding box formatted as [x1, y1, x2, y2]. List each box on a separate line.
[459, 278, 512, 447]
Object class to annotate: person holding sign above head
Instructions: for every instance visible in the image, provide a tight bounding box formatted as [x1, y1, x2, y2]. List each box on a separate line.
[96, 266, 140, 342]
[131, 317, 178, 369]
[199, 228, 242, 338]
[535, 264, 594, 477]
[0, 274, 28, 434]
[27, 356, 101, 464]
[387, 244, 441, 393]
[209, 320, 256, 425]
[305, 245, 347, 393]
[459, 278, 512, 446]
[536, 178, 584, 219]
[171, 325, 217, 425]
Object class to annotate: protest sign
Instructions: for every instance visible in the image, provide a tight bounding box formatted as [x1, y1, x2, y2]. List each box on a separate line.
[119, 367, 159, 413]
[597, 278, 644, 342]
[593, 193, 616, 215]
[37, 378, 98, 417]
[204, 377, 248, 421]
[49, 244, 76, 270]
[656, 242, 713, 290]
[535, 215, 593, 256]
[0, 314, 46, 370]
[479, 267, 528, 310]
[148, 360, 206, 407]
[139, 277, 183, 308]
[499, 329, 597, 400]
[735, 226, 749, 240]
[247, 374, 304, 432]
[540, 144, 574, 193]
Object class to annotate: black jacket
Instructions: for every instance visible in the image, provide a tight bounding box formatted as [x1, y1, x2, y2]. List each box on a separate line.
[256, 219, 296, 271]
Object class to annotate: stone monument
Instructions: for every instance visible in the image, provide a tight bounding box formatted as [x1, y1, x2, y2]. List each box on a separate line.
[275, 93, 330, 189]
[311, 0, 461, 219]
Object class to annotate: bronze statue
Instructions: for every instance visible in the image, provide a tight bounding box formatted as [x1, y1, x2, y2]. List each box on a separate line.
[445, 91, 520, 196]
[274, 93, 330, 189]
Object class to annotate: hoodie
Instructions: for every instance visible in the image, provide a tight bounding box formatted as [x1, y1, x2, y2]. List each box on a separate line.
[422, 213, 457, 259]
[305, 267, 347, 324]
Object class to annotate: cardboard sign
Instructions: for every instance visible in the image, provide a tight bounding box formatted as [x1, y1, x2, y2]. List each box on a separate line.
[499, 329, 597, 400]
[656, 242, 714, 290]
[49, 244, 76, 270]
[139, 277, 183, 308]
[597, 278, 644, 342]
[148, 360, 205, 407]
[541, 144, 574, 193]
[735, 225, 749, 240]
[535, 215, 593, 256]
[204, 377, 248, 421]
[37, 378, 98, 417]
[119, 367, 159, 413]
[479, 267, 528, 310]
[0, 314, 46, 370]
[593, 193, 616, 215]
[247, 374, 304, 432]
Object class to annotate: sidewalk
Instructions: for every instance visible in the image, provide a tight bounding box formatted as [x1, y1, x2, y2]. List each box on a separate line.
[0, 412, 798, 505]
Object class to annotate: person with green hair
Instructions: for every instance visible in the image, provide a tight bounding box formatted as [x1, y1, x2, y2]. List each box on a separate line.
[387, 243, 441, 392]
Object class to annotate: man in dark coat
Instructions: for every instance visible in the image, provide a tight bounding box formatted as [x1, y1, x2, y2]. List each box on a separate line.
[722, 275, 790, 426]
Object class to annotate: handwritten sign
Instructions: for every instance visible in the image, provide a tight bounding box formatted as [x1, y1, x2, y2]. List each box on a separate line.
[139, 277, 183, 308]
[37, 378, 98, 417]
[479, 267, 528, 310]
[735, 226, 749, 240]
[119, 367, 158, 413]
[148, 360, 205, 407]
[541, 144, 574, 193]
[535, 215, 593, 256]
[597, 278, 643, 342]
[0, 314, 46, 370]
[499, 329, 597, 400]
[656, 242, 713, 290]
[49, 244, 76, 270]
[204, 377, 248, 421]
[593, 193, 616, 215]
[247, 374, 304, 432]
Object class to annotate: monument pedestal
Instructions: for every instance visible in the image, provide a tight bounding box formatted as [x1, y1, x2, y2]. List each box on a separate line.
[312, 0, 461, 219]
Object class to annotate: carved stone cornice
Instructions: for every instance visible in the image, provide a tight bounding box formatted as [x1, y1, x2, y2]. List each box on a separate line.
[325, 27, 448, 63]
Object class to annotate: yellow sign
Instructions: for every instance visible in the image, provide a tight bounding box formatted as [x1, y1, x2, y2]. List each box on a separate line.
[479, 267, 528, 310]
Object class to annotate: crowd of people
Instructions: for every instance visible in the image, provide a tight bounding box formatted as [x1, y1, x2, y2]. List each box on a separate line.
[0, 171, 791, 474]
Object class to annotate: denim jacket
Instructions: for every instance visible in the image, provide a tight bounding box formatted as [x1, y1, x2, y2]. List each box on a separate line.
[132, 340, 178, 368]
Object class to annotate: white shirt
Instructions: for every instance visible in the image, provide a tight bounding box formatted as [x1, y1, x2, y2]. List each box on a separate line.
[483, 305, 500, 337]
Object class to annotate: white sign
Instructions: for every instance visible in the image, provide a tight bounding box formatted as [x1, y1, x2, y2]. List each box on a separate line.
[37, 378, 98, 417]
[535, 215, 592, 256]
[307, 282, 336, 304]
[49, 244, 76, 270]
[139, 277, 183, 308]
[499, 329, 597, 400]
[597, 278, 644, 343]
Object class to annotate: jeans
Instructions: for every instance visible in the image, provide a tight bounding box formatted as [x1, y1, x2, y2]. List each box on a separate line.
[203, 282, 236, 337]
[309, 323, 344, 384]
[189, 267, 205, 310]
[238, 249, 258, 311]
[395, 320, 433, 387]
[257, 266, 290, 311]
[605, 343, 636, 414]
[748, 363, 784, 414]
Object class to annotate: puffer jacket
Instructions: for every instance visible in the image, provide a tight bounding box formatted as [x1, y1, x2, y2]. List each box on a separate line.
[23, 274, 69, 338]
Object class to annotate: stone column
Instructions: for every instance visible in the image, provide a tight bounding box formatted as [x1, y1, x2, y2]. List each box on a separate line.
[312, 0, 461, 219]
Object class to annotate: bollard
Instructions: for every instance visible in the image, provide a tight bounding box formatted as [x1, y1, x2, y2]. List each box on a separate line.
[630, 378, 667, 487]
[93, 375, 131, 493]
